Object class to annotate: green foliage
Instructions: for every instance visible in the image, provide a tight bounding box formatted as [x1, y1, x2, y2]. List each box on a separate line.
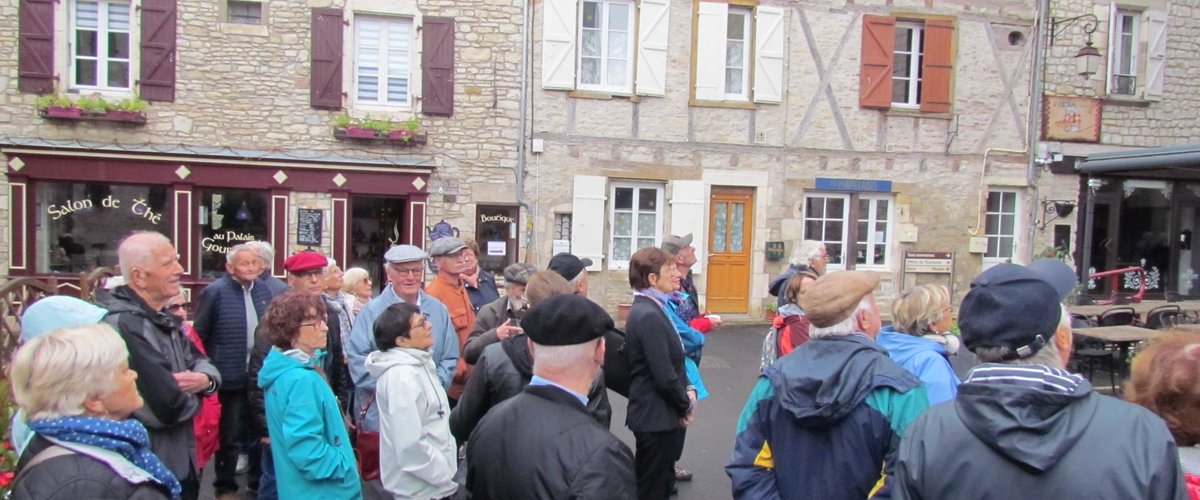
[76, 93, 111, 114]
[331, 113, 352, 128]
[112, 95, 148, 112]
[34, 93, 73, 110]
[332, 112, 421, 140]
[362, 117, 392, 133]
[765, 301, 779, 313]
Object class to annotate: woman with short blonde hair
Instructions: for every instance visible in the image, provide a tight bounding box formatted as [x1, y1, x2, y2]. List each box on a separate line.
[876, 284, 961, 405]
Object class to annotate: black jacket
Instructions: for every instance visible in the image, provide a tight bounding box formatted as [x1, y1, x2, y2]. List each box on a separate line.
[96, 286, 221, 479]
[465, 270, 499, 313]
[895, 372, 1186, 499]
[12, 436, 171, 500]
[192, 275, 274, 390]
[449, 334, 610, 442]
[248, 301, 353, 438]
[625, 295, 690, 433]
[465, 385, 634, 500]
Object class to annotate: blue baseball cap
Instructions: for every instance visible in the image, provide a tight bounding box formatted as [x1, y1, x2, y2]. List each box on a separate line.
[960, 259, 1076, 359]
[21, 296, 108, 343]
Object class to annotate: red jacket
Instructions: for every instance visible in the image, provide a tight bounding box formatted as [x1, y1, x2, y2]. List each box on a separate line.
[1187, 472, 1199, 500]
[184, 322, 222, 469]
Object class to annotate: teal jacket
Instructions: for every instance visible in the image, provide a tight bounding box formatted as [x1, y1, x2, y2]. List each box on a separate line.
[875, 327, 960, 405]
[259, 348, 362, 499]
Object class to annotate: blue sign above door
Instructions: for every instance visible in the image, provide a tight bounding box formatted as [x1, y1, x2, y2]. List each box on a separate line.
[814, 178, 893, 193]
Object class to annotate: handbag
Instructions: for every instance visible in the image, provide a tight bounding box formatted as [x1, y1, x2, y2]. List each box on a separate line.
[354, 395, 381, 481]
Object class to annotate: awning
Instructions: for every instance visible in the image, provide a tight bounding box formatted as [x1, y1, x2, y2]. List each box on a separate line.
[1078, 144, 1200, 180]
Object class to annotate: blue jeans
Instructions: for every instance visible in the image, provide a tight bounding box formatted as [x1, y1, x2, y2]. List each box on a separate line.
[258, 443, 277, 500]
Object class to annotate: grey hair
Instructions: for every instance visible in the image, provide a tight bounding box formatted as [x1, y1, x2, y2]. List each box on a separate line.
[118, 231, 171, 282]
[342, 267, 370, 294]
[325, 257, 339, 270]
[808, 297, 874, 338]
[226, 243, 259, 264]
[973, 305, 1071, 368]
[10, 324, 129, 420]
[568, 270, 586, 290]
[532, 338, 601, 373]
[246, 241, 275, 265]
[790, 240, 826, 267]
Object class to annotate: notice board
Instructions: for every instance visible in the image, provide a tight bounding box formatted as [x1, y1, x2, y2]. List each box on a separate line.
[297, 208, 323, 247]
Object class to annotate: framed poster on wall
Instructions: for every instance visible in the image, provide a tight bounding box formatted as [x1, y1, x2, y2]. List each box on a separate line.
[1043, 96, 1101, 142]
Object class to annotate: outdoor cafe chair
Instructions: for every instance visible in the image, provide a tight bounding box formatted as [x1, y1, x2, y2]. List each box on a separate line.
[1144, 305, 1182, 330]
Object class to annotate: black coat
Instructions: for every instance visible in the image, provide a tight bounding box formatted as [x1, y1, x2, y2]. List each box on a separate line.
[624, 295, 690, 433]
[11, 435, 171, 500]
[465, 385, 635, 500]
[192, 275, 274, 390]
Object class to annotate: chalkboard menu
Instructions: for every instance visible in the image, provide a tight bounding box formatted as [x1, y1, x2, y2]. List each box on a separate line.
[297, 209, 323, 246]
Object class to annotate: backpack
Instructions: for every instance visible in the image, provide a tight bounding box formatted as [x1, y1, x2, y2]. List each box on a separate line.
[759, 314, 811, 372]
[603, 328, 631, 398]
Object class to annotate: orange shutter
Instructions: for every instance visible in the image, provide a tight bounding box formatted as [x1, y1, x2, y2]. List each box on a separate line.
[860, 15, 895, 110]
[920, 19, 955, 113]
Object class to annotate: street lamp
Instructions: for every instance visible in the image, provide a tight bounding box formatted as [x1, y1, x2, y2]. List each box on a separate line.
[1051, 14, 1102, 81]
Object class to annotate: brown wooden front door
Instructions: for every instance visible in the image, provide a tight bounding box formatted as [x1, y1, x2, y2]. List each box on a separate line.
[706, 187, 754, 313]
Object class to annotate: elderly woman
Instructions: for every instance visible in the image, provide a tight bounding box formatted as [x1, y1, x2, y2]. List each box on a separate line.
[625, 247, 695, 499]
[341, 267, 373, 314]
[460, 239, 500, 313]
[10, 324, 180, 499]
[875, 284, 960, 405]
[324, 259, 357, 340]
[365, 303, 457, 499]
[767, 240, 827, 307]
[1125, 332, 1200, 499]
[257, 292, 361, 499]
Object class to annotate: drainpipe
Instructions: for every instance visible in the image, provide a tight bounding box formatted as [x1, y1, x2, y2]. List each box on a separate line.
[1026, 0, 1051, 262]
[514, 0, 535, 262]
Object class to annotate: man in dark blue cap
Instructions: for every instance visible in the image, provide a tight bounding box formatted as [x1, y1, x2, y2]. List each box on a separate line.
[893, 259, 1185, 499]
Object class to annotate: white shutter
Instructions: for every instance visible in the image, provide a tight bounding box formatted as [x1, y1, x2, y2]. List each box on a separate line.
[571, 175, 606, 271]
[1144, 10, 1167, 100]
[752, 6, 785, 103]
[542, 0, 578, 90]
[694, 2, 727, 101]
[1103, 2, 1117, 94]
[635, 0, 670, 96]
[668, 180, 706, 274]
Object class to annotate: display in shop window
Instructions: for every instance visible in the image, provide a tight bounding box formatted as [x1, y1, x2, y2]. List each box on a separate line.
[199, 190, 269, 278]
[37, 183, 170, 274]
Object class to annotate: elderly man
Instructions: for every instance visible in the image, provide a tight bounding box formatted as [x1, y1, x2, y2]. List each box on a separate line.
[767, 240, 827, 307]
[727, 271, 928, 500]
[96, 231, 222, 500]
[193, 243, 275, 498]
[462, 262, 537, 364]
[425, 237, 478, 401]
[893, 260, 1185, 499]
[548, 252, 591, 297]
[246, 240, 289, 297]
[466, 293, 635, 499]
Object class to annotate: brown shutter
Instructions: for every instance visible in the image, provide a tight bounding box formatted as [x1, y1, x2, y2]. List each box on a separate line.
[140, 0, 177, 102]
[311, 8, 344, 110]
[18, 0, 55, 94]
[920, 19, 954, 113]
[859, 15, 895, 110]
[422, 17, 455, 117]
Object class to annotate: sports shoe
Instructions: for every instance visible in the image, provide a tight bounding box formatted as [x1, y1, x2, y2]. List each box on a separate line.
[674, 464, 693, 482]
[235, 453, 249, 474]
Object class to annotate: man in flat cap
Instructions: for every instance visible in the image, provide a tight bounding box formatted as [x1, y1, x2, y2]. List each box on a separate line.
[425, 236, 478, 401]
[465, 293, 634, 499]
[548, 252, 592, 297]
[893, 260, 1184, 499]
[462, 262, 537, 365]
[727, 271, 928, 500]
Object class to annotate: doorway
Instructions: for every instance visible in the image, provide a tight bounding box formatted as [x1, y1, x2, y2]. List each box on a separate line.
[350, 196, 406, 294]
[475, 205, 519, 275]
[706, 187, 754, 313]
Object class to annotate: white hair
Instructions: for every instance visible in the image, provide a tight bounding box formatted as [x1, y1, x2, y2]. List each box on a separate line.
[325, 257, 339, 271]
[790, 240, 825, 267]
[246, 240, 275, 265]
[568, 271, 586, 290]
[10, 324, 129, 420]
[226, 242, 259, 264]
[342, 267, 370, 295]
[117, 231, 171, 282]
[973, 305, 1071, 368]
[532, 338, 601, 373]
[808, 297, 874, 338]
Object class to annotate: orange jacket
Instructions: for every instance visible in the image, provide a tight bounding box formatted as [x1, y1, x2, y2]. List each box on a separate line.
[425, 274, 477, 399]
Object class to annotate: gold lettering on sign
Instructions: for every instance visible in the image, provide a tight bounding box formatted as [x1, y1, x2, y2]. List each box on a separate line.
[480, 214, 515, 224]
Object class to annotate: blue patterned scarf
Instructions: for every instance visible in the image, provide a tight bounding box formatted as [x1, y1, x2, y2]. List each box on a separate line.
[29, 416, 182, 498]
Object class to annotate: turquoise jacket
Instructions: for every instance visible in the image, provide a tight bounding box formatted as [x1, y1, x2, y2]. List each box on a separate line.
[665, 293, 709, 400]
[876, 327, 960, 406]
[260, 348, 362, 499]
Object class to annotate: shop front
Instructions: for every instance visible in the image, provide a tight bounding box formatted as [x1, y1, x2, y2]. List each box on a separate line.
[3, 143, 433, 297]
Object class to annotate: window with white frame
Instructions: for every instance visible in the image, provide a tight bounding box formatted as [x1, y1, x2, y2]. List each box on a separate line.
[855, 196, 892, 267]
[578, 0, 634, 92]
[803, 193, 894, 268]
[71, 0, 132, 91]
[609, 182, 663, 267]
[985, 190, 1020, 260]
[724, 7, 751, 99]
[803, 194, 849, 267]
[354, 16, 413, 107]
[891, 21, 924, 106]
[1109, 10, 1138, 96]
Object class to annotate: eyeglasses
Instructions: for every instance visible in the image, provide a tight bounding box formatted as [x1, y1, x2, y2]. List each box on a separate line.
[390, 265, 424, 277]
[167, 303, 189, 311]
[300, 318, 328, 328]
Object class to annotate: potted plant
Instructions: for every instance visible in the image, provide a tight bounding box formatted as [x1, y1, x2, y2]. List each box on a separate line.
[362, 118, 392, 138]
[35, 94, 81, 118]
[387, 117, 420, 141]
[107, 95, 148, 121]
[333, 113, 376, 138]
[765, 301, 779, 320]
[76, 93, 110, 115]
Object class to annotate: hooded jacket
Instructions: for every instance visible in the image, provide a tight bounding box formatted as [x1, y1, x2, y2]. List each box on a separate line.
[258, 348, 361, 500]
[728, 334, 929, 500]
[365, 347, 457, 500]
[894, 364, 1186, 500]
[876, 327, 960, 405]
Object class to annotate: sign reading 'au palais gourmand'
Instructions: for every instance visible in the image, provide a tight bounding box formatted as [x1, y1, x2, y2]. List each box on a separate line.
[202, 230, 256, 254]
[47, 195, 165, 224]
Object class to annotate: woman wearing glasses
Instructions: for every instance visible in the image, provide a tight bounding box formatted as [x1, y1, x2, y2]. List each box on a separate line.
[366, 303, 457, 499]
[875, 284, 961, 405]
[258, 292, 361, 499]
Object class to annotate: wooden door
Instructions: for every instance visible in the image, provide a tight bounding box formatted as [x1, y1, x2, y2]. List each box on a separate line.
[706, 187, 754, 313]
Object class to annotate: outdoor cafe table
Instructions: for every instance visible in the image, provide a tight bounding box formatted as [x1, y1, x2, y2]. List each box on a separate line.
[1072, 325, 1161, 391]
[1070, 300, 1200, 320]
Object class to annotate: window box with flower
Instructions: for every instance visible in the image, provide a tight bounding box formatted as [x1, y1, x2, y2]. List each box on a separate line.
[36, 93, 148, 125]
[332, 114, 426, 146]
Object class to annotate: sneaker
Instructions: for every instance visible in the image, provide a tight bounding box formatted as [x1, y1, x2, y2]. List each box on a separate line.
[674, 464, 693, 482]
[235, 453, 249, 474]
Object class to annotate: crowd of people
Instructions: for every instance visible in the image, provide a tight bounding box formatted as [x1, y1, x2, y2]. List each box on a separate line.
[5, 229, 1200, 499]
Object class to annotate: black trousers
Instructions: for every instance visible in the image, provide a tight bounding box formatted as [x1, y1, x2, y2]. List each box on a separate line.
[214, 388, 255, 494]
[634, 428, 683, 500]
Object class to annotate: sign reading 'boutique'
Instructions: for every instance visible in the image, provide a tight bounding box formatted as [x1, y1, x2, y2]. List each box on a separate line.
[46, 195, 165, 224]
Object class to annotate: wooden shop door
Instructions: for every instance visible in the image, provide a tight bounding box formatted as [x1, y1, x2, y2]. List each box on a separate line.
[706, 187, 753, 313]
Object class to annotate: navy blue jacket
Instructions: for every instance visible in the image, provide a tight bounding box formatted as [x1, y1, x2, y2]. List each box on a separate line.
[194, 275, 274, 390]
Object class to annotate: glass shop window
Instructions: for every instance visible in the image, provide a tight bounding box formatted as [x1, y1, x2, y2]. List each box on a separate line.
[36, 181, 171, 274]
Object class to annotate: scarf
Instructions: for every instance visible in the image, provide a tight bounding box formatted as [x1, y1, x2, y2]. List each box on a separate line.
[461, 267, 480, 288]
[637, 288, 674, 310]
[29, 416, 182, 498]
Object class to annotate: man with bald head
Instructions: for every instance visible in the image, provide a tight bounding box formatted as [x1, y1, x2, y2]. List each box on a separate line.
[97, 231, 221, 500]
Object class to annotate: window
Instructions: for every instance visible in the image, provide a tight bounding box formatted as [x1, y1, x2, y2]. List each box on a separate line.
[803, 193, 894, 268]
[1105, 9, 1167, 100]
[891, 22, 923, 106]
[71, 0, 132, 91]
[693, 3, 785, 104]
[36, 182, 170, 274]
[226, 1, 264, 25]
[724, 7, 751, 99]
[985, 191, 1020, 261]
[609, 183, 663, 268]
[355, 16, 413, 107]
[198, 189, 270, 278]
[578, 0, 634, 92]
[1110, 10, 1138, 96]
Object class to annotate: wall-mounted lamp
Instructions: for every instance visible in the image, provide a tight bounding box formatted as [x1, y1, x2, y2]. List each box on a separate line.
[1038, 199, 1077, 230]
[1051, 14, 1102, 81]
